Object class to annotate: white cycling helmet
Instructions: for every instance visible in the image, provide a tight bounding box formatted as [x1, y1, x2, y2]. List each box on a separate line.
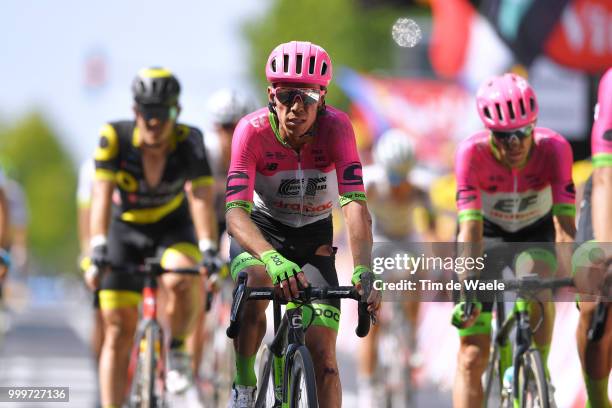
[207, 88, 252, 126]
[373, 128, 416, 183]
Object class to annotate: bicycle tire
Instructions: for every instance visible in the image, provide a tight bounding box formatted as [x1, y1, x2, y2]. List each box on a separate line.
[483, 341, 513, 408]
[517, 349, 549, 408]
[289, 346, 318, 408]
[255, 345, 276, 408]
[130, 323, 163, 408]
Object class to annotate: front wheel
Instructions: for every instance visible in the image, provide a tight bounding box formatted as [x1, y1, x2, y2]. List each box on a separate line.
[289, 346, 318, 408]
[517, 349, 549, 408]
[129, 323, 165, 408]
[255, 345, 277, 408]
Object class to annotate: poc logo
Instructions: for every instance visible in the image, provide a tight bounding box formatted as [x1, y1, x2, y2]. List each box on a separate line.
[270, 254, 283, 266]
[313, 306, 340, 322]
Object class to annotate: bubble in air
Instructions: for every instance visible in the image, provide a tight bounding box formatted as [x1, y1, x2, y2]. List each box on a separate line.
[392, 18, 422, 48]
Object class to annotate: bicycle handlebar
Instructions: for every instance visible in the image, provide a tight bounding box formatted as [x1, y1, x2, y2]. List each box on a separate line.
[226, 271, 374, 339]
[116, 257, 200, 276]
[502, 275, 574, 292]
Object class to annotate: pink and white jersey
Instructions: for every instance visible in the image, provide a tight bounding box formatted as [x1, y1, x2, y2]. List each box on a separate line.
[592, 68, 612, 168]
[455, 128, 575, 233]
[226, 107, 366, 228]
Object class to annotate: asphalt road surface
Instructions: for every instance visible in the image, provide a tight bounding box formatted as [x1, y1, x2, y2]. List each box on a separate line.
[0, 277, 451, 407]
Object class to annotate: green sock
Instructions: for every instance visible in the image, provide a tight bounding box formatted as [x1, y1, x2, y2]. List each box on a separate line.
[583, 372, 611, 408]
[234, 353, 257, 387]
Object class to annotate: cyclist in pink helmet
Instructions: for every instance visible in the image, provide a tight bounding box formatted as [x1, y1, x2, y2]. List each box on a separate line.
[265, 40, 332, 87]
[574, 67, 612, 408]
[476, 73, 538, 131]
[226, 40, 379, 407]
[453, 73, 575, 407]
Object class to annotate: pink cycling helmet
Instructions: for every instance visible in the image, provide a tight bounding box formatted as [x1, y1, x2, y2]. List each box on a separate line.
[265, 41, 332, 88]
[476, 73, 538, 131]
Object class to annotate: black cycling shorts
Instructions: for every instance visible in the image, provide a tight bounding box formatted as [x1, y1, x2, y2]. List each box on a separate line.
[101, 214, 197, 293]
[229, 211, 340, 312]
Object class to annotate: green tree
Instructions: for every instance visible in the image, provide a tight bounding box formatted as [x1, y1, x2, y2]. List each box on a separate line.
[243, 0, 415, 108]
[0, 112, 78, 274]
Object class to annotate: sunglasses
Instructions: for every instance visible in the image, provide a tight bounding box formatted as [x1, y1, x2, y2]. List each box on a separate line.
[138, 104, 178, 121]
[491, 124, 534, 144]
[274, 87, 323, 107]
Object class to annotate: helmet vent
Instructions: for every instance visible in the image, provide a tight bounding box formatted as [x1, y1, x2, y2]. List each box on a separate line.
[495, 103, 503, 121]
[519, 99, 526, 117]
[321, 61, 328, 76]
[529, 97, 535, 112]
[507, 101, 515, 120]
[270, 59, 277, 73]
[283, 54, 290, 73]
[296, 54, 303, 74]
[483, 107, 492, 120]
[308, 56, 316, 75]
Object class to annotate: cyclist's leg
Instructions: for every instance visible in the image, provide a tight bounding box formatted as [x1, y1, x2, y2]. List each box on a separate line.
[92, 290, 104, 363]
[158, 241, 203, 352]
[514, 246, 558, 371]
[98, 221, 144, 407]
[229, 239, 270, 388]
[453, 237, 505, 408]
[575, 176, 612, 407]
[453, 314, 492, 408]
[302, 244, 342, 408]
[576, 301, 612, 408]
[186, 275, 206, 376]
[99, 299, 139, 407]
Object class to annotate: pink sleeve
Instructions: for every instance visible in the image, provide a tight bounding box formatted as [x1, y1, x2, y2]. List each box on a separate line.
[455, 139, 483, 222]
[592, 68, 612, 168]
[225, 118, 257, 213]
[548, 136, 576, 216]
[329, 112, 367, 206]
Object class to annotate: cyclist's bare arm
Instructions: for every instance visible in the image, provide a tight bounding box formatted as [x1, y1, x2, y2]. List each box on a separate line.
[553, 214, 575, 277]
[342, 200, 373, 270]
[90, 179, 114, 239]
[78, 205, 91, 253]
[187, 184, 218, 246]
[342, 200, 380, 311]
[456, 219, 483, 280]
[592, 166, 612, 243]
[226, 208, 274, 258]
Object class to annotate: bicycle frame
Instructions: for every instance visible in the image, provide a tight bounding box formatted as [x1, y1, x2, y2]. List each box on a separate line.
[486, 275, 574, 407]
[492, 297, 536, 405]
[227, 271, 374, 408]
[266, 303, 308, 407]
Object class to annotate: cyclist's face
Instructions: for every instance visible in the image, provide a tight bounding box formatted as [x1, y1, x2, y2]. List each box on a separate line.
[268, 83, 325, 146]
[134, 105, 177, 148]
[492, 128, 534, 168]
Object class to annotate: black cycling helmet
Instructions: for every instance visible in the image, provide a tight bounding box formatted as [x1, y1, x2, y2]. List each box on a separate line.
[131, 67, 181, 106]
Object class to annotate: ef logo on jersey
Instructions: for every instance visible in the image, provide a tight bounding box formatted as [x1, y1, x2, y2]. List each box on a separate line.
[493, 195, 538, 212]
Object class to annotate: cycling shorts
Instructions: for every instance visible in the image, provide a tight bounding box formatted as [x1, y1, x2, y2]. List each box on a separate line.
[229, 211, 341, 331]
[99, 214, 199, 310]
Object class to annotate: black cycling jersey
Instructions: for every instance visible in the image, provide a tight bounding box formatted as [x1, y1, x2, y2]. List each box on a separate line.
[94, 121, 213, 224]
